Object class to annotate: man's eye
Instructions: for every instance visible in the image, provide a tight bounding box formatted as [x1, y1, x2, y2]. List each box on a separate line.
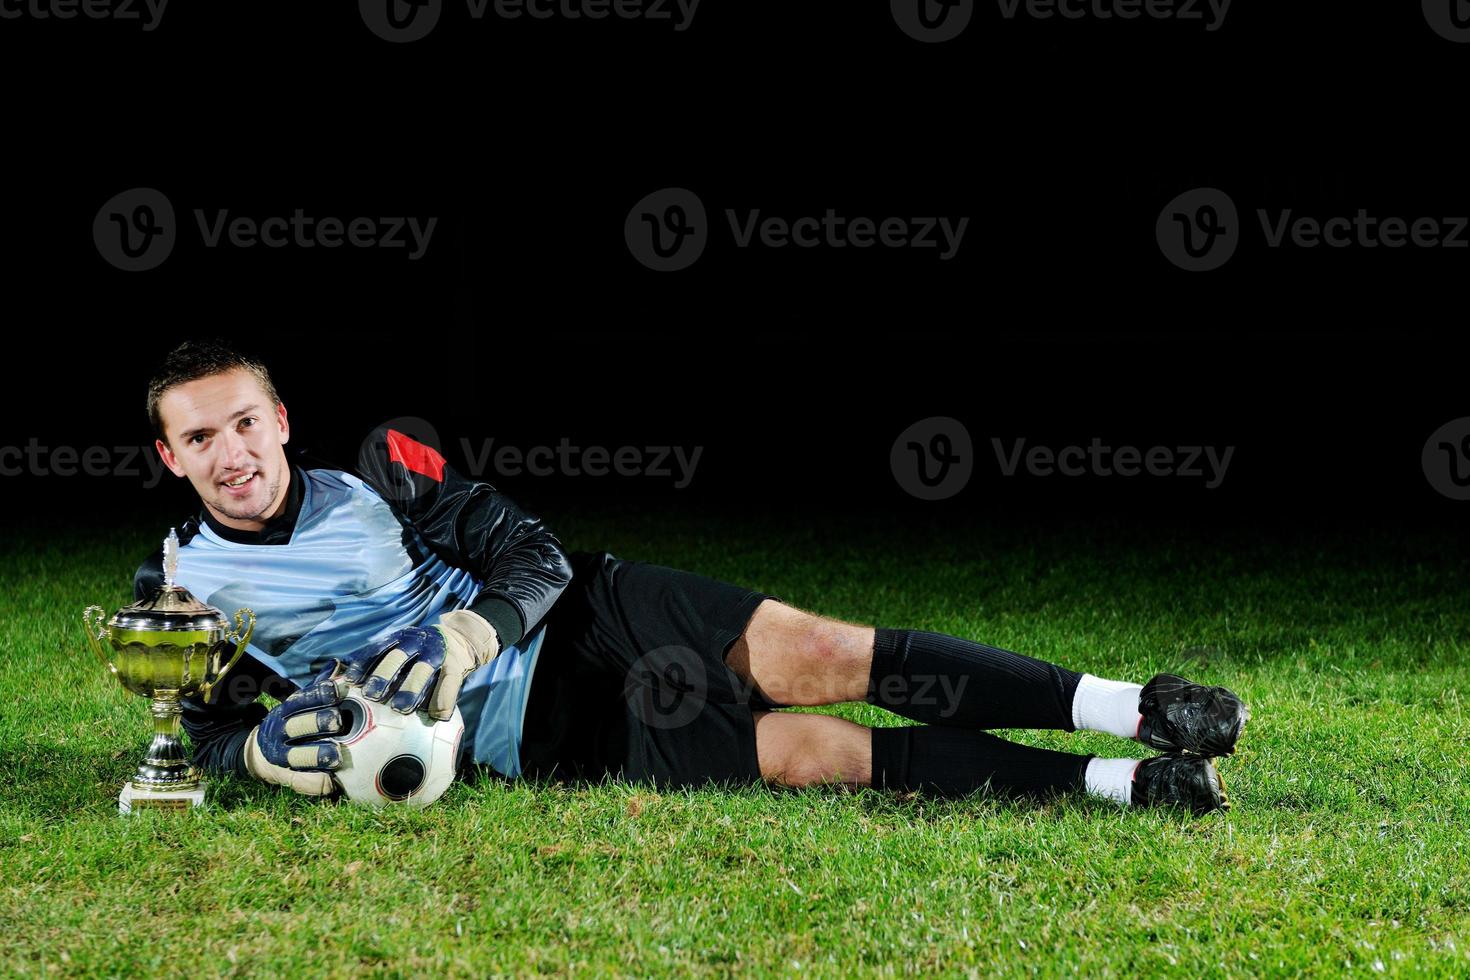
[240, 417, 257, 429]
[190, 434, 207, 445]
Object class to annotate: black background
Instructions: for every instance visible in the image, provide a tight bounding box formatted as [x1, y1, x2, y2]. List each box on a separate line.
[1, 1, 1465, 534]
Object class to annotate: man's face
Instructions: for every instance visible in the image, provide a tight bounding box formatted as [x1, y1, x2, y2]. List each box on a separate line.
[155, 369, 291, 530]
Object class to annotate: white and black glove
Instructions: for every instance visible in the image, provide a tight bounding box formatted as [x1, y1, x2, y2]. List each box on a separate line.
[343, 610, 501, 722]
[244, 661, 350, 796]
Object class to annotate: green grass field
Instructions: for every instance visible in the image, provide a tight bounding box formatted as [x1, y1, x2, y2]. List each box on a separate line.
[3, 506, 1468, 975]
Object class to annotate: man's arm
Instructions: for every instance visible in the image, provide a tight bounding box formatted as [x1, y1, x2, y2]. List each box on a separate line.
[180, 656, 284, 777]
[355, 424, 574, 646]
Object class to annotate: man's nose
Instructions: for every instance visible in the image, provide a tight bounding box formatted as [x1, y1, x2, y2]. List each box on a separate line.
[219, 428, 251, 467]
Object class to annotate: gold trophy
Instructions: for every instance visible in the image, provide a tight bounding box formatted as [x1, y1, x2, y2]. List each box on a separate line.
[83, 529, 255, 814]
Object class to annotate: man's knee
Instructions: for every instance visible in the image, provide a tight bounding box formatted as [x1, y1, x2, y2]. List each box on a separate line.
[744, 603, 871, 705]
[755, 710, 814, 786]
[754, 711, 870, 788]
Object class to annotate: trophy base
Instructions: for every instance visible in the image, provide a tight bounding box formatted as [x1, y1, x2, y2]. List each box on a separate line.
[119, 780, 207, 815]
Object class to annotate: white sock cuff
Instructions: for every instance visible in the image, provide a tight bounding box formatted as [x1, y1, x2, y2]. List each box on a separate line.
[1071, 673, 1144, 738]
[1084, 757, 1141, 806]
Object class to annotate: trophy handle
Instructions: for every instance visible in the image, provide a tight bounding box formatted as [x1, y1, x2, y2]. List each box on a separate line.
[200, 608, 255, 703]
[82, 606, 119, 679]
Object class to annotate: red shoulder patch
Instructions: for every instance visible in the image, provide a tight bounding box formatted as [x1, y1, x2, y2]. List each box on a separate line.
[385, 428, 446, 482]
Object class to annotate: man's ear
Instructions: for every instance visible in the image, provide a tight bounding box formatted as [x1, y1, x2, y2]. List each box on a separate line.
[155, 438, 187, 478]
[277, 401, 290, 445]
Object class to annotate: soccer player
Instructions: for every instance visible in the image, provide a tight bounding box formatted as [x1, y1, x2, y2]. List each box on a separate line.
[135, 341, 1250, 816]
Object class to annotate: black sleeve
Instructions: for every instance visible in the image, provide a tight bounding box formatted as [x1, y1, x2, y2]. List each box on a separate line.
[354, 423, 573, 647]
[134, 541, 294, 778]
[178, 662, 278, 778]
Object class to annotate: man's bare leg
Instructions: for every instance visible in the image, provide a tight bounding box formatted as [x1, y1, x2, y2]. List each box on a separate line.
[752, 710, 871, 788]
[727, 599, 1093, 735]
[726, 600, 874, 707]
[729, 601, 1247, 761]
[749, 708, 1230, 813]
[752, 709, 1088, 799]
[749, 709, 1101, 806]
[733, 605, 1240, 813]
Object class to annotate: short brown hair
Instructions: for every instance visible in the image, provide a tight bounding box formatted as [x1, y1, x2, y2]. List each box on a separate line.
[147, 340, 281, 443]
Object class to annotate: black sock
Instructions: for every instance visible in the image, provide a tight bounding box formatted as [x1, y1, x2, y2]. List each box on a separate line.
[871, 725, 1091, 801]
[866, 628, 1083, 730]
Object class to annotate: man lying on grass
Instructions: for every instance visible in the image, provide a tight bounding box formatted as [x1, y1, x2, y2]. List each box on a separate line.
[134, 340, 1250, 816]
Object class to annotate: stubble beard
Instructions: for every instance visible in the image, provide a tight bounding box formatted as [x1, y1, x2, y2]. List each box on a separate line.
[211, 474, 283, 523]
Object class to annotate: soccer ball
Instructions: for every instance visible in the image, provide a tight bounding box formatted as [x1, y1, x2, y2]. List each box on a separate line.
[330, 685, 464, 809]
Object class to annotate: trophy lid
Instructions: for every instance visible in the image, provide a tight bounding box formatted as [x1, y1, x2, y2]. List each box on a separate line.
[110, 528, 232, 632]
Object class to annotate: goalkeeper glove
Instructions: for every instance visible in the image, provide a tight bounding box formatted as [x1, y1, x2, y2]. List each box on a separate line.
[345, 610, 501, 722]
[244, 660, 350, 796]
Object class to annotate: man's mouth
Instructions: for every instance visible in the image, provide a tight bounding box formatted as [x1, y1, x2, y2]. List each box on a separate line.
[221, 472, 256, 493]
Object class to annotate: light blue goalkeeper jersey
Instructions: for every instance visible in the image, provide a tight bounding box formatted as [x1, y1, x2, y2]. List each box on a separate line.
[173, 465, 544, 778]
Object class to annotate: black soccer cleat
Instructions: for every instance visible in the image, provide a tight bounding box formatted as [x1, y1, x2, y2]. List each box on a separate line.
[1137, 673, 1250, 757]
[1131, 754, 1231, 816]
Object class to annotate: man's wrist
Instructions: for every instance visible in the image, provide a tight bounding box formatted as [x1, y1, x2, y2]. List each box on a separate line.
[223, 726, 257, 778]
[467, 595, 523, 648]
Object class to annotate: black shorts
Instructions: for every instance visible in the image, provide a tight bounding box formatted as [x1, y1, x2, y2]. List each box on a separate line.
[516, 550, 781, 790]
